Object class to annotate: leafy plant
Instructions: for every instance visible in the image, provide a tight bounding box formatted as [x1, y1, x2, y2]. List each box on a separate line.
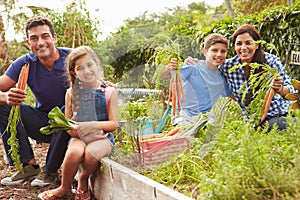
[143, 98, 300, 199]
[40, 106, 76, 135]
[229, 62, 278, 124]
[145, 34, 184, 90]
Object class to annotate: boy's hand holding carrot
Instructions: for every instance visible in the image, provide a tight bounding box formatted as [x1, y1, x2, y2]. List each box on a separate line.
[168, 58, 179, 70]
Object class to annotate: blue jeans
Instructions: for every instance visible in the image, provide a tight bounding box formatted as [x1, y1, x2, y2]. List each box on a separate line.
[0, 104, 70, 173]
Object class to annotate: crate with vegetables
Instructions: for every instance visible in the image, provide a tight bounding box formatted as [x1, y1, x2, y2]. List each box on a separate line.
[121, 98, 197, 168]
[120, 38, 200, 168]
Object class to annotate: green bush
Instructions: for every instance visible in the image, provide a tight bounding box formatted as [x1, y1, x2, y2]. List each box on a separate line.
[144, 100, 300, 199]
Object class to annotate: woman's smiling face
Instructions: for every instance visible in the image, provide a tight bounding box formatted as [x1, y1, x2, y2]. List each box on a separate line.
[234, 32, 258, 63]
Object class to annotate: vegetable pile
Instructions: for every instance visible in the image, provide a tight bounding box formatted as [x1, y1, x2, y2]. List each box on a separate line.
[40, 106, 76, 135]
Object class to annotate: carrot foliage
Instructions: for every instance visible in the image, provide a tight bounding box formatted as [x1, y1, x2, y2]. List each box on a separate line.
[2, 64, 30, 172]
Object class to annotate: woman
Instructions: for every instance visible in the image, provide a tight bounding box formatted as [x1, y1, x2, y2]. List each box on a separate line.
[219, 24, 295, 130]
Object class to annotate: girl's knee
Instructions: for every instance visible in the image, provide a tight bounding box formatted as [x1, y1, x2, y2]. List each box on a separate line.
[66, 145, 84, 159]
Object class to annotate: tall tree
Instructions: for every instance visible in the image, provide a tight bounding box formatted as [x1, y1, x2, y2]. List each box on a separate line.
[225, 0, 235, 17]
[0, 15, 9, 73]
[0, 0, 16, 73]
[233, 0, 287, 15]
[50, 1, 101, 48]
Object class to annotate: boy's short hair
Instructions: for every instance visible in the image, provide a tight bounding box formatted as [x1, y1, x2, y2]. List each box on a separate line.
[25, 16, 55, 38]
[204, 34, 228, 50]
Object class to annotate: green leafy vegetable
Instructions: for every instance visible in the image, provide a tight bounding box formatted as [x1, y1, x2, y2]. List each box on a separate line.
[40, 106, 76, 135]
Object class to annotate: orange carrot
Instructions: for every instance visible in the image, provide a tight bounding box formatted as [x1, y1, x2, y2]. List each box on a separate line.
[176, 74, 181, 111]
[165, 127, 180, 136]
[141, 133, 165, 140]
[5, 63, 30, 172]
[141, 135, 175, 143]
[260, 88, 275, 122]
[177, 74, 185, 103]
[171, 76, 177, 116]
[17, 64, 29, 90]
[167, 78, 173, 106]
[168, 59, 185, 117]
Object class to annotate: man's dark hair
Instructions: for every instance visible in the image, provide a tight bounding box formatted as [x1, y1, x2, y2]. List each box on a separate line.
[25, 16, 55, 38]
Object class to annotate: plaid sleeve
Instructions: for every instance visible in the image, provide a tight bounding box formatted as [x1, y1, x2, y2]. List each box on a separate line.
[265, 53, 296, 93]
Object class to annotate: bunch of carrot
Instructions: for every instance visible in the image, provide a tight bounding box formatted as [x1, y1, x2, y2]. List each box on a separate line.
[260, 87, 275, 123]
[167, 69, 185, 117]
[141, 127, 180, 143]
[5, 63, 29, 172]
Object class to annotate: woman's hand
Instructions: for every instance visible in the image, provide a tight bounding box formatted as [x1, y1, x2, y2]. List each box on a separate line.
[270, 77, 284, 94]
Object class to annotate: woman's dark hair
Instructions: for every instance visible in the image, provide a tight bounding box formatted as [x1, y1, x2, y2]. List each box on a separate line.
[232, 24, 266, 64]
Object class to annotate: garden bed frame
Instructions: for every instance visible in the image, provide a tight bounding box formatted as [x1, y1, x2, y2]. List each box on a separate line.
[90, 157, 193, 200]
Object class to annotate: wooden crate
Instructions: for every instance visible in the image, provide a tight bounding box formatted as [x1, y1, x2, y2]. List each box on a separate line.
[136, 136, 193, 168]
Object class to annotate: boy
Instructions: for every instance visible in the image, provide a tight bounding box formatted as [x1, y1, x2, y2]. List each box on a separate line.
[166, 34, 232, 124]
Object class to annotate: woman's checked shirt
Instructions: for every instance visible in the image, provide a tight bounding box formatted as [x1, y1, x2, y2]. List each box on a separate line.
[219, 52, 295, 118]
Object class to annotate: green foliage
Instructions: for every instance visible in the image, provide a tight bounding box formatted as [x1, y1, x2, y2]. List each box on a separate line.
[3, 105, 23, 172]
[144, 100, 300, 199]
[50, 1, 101, 48]
[99, 2, 210, 84]
[232, 0, 287, 15]
[229, 62, 278, 124]
[117, 98, 165, 154]
[145, 34, 183, 90]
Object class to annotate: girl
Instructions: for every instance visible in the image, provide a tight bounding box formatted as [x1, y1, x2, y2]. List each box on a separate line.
[38, 46, 118, 200]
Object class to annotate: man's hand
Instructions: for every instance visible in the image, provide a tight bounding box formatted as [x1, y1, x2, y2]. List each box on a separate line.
[184, 56, 198, 65]
[105, 81, 116, 88]
[6, 88, 27, 106]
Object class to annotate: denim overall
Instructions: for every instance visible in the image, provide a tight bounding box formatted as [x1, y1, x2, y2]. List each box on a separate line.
[76, 86, 114, 147]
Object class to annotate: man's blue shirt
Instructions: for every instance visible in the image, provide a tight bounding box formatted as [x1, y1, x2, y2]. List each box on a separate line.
[5, 47, 72, 112]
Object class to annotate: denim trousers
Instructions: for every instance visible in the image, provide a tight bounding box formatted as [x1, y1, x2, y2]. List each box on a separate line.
[0, 104, 70, 173]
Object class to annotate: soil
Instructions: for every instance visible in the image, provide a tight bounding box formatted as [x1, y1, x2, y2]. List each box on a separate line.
[0, 139, 73, 200]
[0, 137, 139, 200]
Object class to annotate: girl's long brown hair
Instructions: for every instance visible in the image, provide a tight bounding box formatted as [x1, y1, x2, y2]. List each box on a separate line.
[65, 46, 101, 116]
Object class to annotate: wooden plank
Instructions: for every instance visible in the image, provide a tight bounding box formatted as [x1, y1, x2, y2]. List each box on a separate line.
[90, 157, 193, 200]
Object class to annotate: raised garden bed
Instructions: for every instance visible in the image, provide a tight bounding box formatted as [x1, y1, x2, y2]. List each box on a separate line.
[90, 157, 193, 200]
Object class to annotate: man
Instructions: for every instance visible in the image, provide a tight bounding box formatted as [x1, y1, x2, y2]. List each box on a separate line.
[0, 16, 71, 187]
